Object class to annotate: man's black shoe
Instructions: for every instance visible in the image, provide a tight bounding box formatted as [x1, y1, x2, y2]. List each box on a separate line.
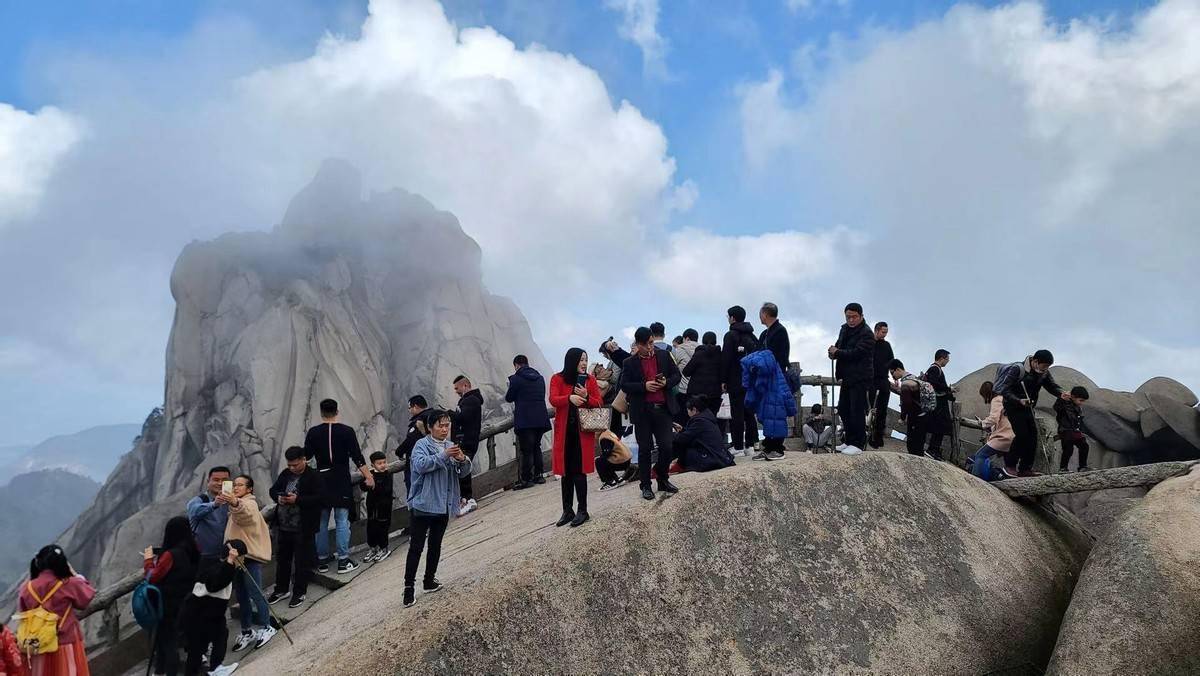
[512, 481, 532, 490]
[658, 480, 679, 494]
[532, 476, 546, 484]
[569, 511, 590, 528]
[641, 487, 654, 501]
[403, 586, 415, 607]
[555, 510, 575, 527]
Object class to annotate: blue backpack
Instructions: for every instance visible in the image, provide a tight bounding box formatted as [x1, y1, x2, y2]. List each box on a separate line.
[131, 573, 163, 631]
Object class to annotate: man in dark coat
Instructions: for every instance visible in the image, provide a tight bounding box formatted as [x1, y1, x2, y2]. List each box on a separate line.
[396, 395, 435, 496]
[993, 350, 1070, 476]
[452, 375, 484, 515]
[922, 349, 955, 460]
[868, 322, 894, 448]
[672, 395, 735, 472]
[721, 305, 761, 456]
[505, 355, 552, 489]
[827, 302, 875, 452]
[303, 398, 371, 573]
[268, 445, 324, 606]
[621, 326, 682, 500]
[757, 302, 791, 459]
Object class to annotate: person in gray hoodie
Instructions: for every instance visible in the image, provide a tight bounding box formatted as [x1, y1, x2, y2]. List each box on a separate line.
[404, 410, 473, 608]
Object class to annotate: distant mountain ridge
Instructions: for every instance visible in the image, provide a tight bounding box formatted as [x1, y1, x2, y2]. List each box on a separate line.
[0, 424, 140, 486]
[0, 469, 100, 590]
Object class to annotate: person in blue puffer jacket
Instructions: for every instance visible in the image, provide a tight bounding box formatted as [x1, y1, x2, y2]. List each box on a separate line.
[742, 349, 797, 460]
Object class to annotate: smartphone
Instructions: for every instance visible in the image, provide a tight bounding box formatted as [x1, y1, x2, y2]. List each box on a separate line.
[222, 480, 234, 495]
[655, 373, 666, 383]
[576, 373, 588, 386]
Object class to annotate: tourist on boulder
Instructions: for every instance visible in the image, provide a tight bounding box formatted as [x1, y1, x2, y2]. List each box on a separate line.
[16, 545, 95, 676]
[549, 347, 603, 527]
[621, 326, 682, 501]
[186, 466, 232, 563]
[868, 322, 894, 448]
[596, 429, 634, 489]
[180, 540, 244, 676]
[758, 302, 791, 460]
[889, 359, 928, 457]
[396, 395, 435, 498]
[364, 451, 395, 563]
[506, 355, 552, 490]
[922, 349, 955, 461]
[828, 303, 875, 454]
[224, 475, 276, 651]
[451, 375, 484, 516]
[683, 331, 724, 436]
[742, 347, 796, 461]
[672, 329, 699, 425]
[721, 306, 761, 457]
[803, 404, 835, 450]
[142, 516, 199, 676]
[268, 445, 322, 609]
[1055, 386, 1092, 472]
[404, 410, 473, 608]
[969, 381, 1016, 480]
[993, 350, 1071, 477]
[670, 395, 735, 472]
[304, 398, 372, 574]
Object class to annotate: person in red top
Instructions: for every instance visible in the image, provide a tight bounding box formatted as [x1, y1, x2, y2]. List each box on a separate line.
[17, 545, 96, 676]
[0, 622, 27, 676]
[620, 326, 683, 501]
[549, 347, 603, 528]
[142, 516, 199, 676]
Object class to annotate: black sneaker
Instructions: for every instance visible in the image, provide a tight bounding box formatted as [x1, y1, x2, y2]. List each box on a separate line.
[423, 578, 443, 593]
[752, 451, 771, 461]
[403, 586, 415, 607]
[316, 559, 330, 574]
[336, 558, 359, 574]
[512, 481, 532, 490]
[287, 594, 306, 609]
[267, 590, 290, 605]
[767, 450, 785, 460]
[555, 510, 575, 527]
[657, 480, 679, 494]
[641, 487, 654, 501]
[532, 476, 546, 484]
[569, 511, 590, 528]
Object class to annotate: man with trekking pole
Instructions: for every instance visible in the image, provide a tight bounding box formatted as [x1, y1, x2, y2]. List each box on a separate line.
[828, 303, 875, 455]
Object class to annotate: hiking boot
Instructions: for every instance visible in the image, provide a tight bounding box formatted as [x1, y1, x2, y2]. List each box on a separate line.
[232, 630, 256, 652]
[641, 487, 654, 501]
[336, 558, 359, 574]
[287, 594, 306, 609]
[555, 510, 575, 527]
[267, 589, 290, 605]
[658, 480, 679, 494]
[403, 586, 415, 607]
[254, 625, 277, 649]
[375, 547, 391, 562]
[316, 559, 330, 574]
[570, 511, 590, 528]
[423, 578, 444, 593]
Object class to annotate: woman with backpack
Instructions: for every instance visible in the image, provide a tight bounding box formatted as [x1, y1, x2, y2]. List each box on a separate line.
[15, 545, 96, 676]
[223, 475, 276, 651]
[142, 516, 199, 676]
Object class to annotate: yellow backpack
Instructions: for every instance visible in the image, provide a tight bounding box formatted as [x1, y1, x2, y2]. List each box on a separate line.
[13, 579, 70, 656]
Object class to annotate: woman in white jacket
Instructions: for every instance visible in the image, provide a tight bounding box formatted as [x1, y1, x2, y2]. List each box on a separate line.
[971, 382, 1016, 480]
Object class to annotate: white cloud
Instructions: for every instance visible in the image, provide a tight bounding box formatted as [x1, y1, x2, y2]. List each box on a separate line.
[0, 104, 83, 225]
[785, 0, 851, 18]
[605, 0, 669, 78]
[737, 69, 805, 170]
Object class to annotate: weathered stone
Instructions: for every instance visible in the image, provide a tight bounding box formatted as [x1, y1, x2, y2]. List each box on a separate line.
[1135, 376, 1198, 408]
[1047, 465, 1200, 675]
[1146, 392, 1200, 451]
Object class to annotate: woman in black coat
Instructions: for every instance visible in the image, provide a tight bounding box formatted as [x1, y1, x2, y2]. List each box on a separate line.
[683, 332, 724, 419]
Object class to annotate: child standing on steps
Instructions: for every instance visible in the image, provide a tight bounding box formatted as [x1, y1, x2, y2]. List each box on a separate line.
[365, 451, 394, 563]
[1055, 386, 1091, 472]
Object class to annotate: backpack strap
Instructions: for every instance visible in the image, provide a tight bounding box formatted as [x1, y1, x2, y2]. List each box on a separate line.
[26, 579, 72, 628]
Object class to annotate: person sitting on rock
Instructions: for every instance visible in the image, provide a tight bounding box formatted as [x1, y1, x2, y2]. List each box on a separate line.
[803, 404, 835, 450]
[670, 395, 735, 472]
[404, 410, 473, 608]
[1055, 386, 1091, 473]
[970, 381, 1016, 480]
[596, 429, 633, 489]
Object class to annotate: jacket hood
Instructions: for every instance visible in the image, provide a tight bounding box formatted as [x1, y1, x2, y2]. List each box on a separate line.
[461, 389, 483, 401]
[694, 344, 720, 355]
[731, 321, 756, 334]
[514, 366, 541, 381]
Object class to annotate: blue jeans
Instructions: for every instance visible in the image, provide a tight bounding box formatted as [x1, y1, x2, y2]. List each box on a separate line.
[315, 507, 351, 561]
[234, 559, 270, 630]
[971, 445, 1001, 480]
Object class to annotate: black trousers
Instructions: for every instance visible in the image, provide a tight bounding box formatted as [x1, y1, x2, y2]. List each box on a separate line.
[597, 454, 632, 483]
[275, 528, 316, 597]
[561, 472, 588, 513]
[405, 511, 450, 586]
[516, 428, 545, 482]
[868, 384, 891, 446]
[633, 404, 675, 489]
[905, 415, 926, 455]
[839, 384, 869, 449]
[763, 437, 785, 453]
[728, 388, 759, 450]
[458, 443, 479, 500]
[153, 613, 181, 676]
[1060, 434, 1090, 469]
[184, 618, 227, 676]
[366, 500, 392, 549]
[1005, 404, 1038, 472]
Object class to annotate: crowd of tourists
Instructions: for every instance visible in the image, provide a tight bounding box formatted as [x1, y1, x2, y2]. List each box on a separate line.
[7, 301, 1095, 676]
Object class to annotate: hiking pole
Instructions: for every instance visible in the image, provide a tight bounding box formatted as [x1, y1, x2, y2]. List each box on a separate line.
[829, 358, 839, 453]
[234, 560, 295, 646]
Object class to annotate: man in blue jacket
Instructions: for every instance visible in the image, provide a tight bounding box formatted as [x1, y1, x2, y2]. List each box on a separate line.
[186, 466, 232, 562]
[506, 355, 552, 489]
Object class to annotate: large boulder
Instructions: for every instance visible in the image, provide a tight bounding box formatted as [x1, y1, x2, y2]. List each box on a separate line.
[248, 454, 1090, 675]
[1135, 376, 1198, 408]
[1080, 388, 1145, 454]
[1047, 465, 1200, 675]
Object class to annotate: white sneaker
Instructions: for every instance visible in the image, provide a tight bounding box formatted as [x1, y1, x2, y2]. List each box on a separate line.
[254, 625, 277, 649]
[839, 445, 863, 455]
[363, 548, 377, 563]
[458, 498, 478, 517]
[232, 630, 255, 652]
[730, 449, 746, 458]
[835, 444, 849, 452]
[208, 663, 239, 676]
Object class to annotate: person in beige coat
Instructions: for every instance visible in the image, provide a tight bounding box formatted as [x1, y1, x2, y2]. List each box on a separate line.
[971, 382, 1016, 480]
[224, 474, 277, 650]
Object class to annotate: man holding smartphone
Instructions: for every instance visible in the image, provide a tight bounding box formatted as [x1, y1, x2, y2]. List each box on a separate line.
[620, 326, 682, 500]
[186, 466, 232, 563]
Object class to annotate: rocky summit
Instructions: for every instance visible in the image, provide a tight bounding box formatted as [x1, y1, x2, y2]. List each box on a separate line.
[50, 159, 550, 592]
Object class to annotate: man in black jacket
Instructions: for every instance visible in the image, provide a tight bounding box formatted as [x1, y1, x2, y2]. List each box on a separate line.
[452, 375, 484, 515]
[758, 302, 791, 459]
[621, 326, 682, 500]
[993, 350, 1070, 476]
[506, 355, 552, 489]
[721, 305, 761, 456]
[868, 322, 894, 448]
[268, 445, 323, 608]
[922, 349, 955, 460]
[303, 398, 372, 574]
[828, 302, 875, 452]
[672, 395, 735, 472]
[396, 395, 434, 495]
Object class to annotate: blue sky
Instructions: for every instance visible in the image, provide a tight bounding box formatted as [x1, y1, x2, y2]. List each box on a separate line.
[1, 0, 1196, 444]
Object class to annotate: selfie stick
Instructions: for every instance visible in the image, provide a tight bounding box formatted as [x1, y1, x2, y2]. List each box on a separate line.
[234, 559, 295, 645]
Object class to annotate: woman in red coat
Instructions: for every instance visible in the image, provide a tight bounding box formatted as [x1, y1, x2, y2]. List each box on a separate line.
[549, 346, 603, 528]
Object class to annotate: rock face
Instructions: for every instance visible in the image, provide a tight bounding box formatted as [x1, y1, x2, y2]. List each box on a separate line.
[1047, 465, 1200, 675]
[52, 160, 550, 590]
[264, 454, 1090, 676]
